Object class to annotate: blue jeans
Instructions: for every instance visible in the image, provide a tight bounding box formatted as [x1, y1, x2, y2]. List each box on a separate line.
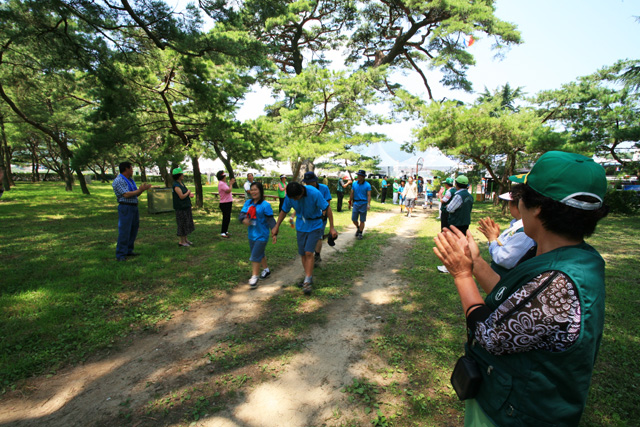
[116, 204, 139, 259]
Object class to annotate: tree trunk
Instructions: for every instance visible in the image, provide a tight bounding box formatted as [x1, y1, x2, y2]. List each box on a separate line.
[59, 148, 73, 191]
[0, 113, 13, 188]
[191, 155, 203, 208]
[156, 158, 171, 187]
[30, 145, 40, 182]
[99, 164, 108, 182]
[212, 141, 237, 187]
[140, 167, 147, 183]
[291, 159, 302, 182]
[75, 168, 90, 195]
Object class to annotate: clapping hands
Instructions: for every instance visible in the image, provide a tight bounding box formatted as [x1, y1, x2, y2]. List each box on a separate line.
[478, 217, 501, 242]
[433, 226, 479, 279]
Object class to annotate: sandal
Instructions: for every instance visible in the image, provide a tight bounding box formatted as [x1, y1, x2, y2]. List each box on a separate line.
[178, 242, 190, 247]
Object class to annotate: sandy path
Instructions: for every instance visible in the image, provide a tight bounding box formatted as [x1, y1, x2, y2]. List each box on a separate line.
[0, 207, 431, 427]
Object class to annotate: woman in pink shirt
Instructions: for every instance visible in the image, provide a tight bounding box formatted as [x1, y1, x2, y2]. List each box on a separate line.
[217, 170, 236, 238]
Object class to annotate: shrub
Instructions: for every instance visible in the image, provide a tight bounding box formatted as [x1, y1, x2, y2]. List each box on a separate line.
[604, 190, 640, 215]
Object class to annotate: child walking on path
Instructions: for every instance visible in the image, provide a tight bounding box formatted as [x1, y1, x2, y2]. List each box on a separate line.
[239, 182, 275, 289]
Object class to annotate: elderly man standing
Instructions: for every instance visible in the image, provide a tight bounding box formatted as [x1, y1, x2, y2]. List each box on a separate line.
[112, 162, 151, 262]
[244, 173, 255, 198]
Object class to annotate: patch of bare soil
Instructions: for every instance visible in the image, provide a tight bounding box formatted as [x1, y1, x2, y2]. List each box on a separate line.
[0, 208, 432, 427]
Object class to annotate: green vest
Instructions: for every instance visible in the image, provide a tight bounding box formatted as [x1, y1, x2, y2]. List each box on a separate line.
[172, 181, 192, 210]
[447, 189, 473, 226]
[468, 242, 605, 426]
[278, 181, 287, 198]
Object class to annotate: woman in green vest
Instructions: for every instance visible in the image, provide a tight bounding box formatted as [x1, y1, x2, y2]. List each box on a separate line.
[172, 167, 195, 247]
[277, 174, 287, 213]
[434, 151, 609, 426]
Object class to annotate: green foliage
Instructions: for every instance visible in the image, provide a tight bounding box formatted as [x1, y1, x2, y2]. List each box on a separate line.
[534, 60, 640, 171]
[263, 65, 391, 178]
[604, 190, 640, 215]
[414, 96, 542, 194]
[346, 0, 521, 96]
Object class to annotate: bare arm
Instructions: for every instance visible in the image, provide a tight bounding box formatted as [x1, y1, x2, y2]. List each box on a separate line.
[271, 210, 288, 244]
[324, 206, 338, 238]
[433, 228, 485, 316]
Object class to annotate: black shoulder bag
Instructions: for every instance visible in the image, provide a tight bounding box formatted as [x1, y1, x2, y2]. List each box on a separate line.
[450, 326, 482, 401]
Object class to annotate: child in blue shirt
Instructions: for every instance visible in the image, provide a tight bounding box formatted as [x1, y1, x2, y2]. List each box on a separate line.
[239, 182, 276, 289]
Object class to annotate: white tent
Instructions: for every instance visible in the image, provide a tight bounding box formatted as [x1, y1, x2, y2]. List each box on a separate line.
[372, 146, 460, 177]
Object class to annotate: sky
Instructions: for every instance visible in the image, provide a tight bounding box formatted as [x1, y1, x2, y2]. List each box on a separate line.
[171, 0, 640, 157]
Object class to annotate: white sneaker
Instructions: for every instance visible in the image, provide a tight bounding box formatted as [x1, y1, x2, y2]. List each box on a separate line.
[249, 275, 259, 289]
[437, 265, 449, 273]
[260, 269, 271, 279]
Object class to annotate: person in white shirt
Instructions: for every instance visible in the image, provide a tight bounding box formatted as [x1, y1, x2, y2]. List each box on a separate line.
[244, 173, 254, 198]
[401, 176, 418, 217]
[478, 192, 536, 275]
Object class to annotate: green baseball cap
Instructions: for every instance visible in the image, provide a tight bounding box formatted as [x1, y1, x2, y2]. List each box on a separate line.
[445, 177, 454, 185]
[455, 175, 469, 185]
[509, 151, 607, 210]
[172, 167, 183, 175]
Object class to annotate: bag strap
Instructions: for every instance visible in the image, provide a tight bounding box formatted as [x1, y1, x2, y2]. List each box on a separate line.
[495, 271, 560, 326]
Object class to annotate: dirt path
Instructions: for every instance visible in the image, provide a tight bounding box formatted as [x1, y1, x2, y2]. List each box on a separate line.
[0, 208, 433, 427]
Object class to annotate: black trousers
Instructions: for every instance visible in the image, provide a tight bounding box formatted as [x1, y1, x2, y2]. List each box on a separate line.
[440, 211, 449, 231]
[336, 192, 344, 212]
[219, 202, 232, 234]
[380, 187, 387, 203]
[279, 197, 285, 213]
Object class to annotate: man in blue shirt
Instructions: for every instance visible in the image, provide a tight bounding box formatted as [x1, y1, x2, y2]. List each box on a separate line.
[112, 161, 152, 262]
[272, 181, 338, 295]
[302, 171, 332, 265]
[349, 170, 372, 240]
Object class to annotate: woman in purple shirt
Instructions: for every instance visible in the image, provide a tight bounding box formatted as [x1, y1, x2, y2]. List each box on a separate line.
[217, 170, 236, 238]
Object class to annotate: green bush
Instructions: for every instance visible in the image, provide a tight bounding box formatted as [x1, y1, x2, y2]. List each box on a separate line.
[604, 190, 640, 215]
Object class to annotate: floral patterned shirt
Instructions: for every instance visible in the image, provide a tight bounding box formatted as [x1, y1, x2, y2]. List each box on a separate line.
[470, 271, 582, 355]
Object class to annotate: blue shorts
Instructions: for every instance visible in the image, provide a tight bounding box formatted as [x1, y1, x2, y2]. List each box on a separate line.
[249, 239, 268, 262]
[296, 228, 324, 255]
[351, 203, 368, 222]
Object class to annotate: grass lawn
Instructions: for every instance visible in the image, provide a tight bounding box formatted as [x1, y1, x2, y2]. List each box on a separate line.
[1, 183, 639, 426]
[0, 181, 389, 391]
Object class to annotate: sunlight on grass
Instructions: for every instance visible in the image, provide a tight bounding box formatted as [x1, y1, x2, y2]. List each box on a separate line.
[4, 288, 53, 318]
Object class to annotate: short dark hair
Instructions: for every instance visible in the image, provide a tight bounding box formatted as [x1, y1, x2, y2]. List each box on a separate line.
[286, 181, 305, 199]
[119, 161, 132, 173]
[216, 170, 226, 181]
[512, 183, 609, 240]
[250, 181, 264, 204]
[172, 173, 182, 181]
